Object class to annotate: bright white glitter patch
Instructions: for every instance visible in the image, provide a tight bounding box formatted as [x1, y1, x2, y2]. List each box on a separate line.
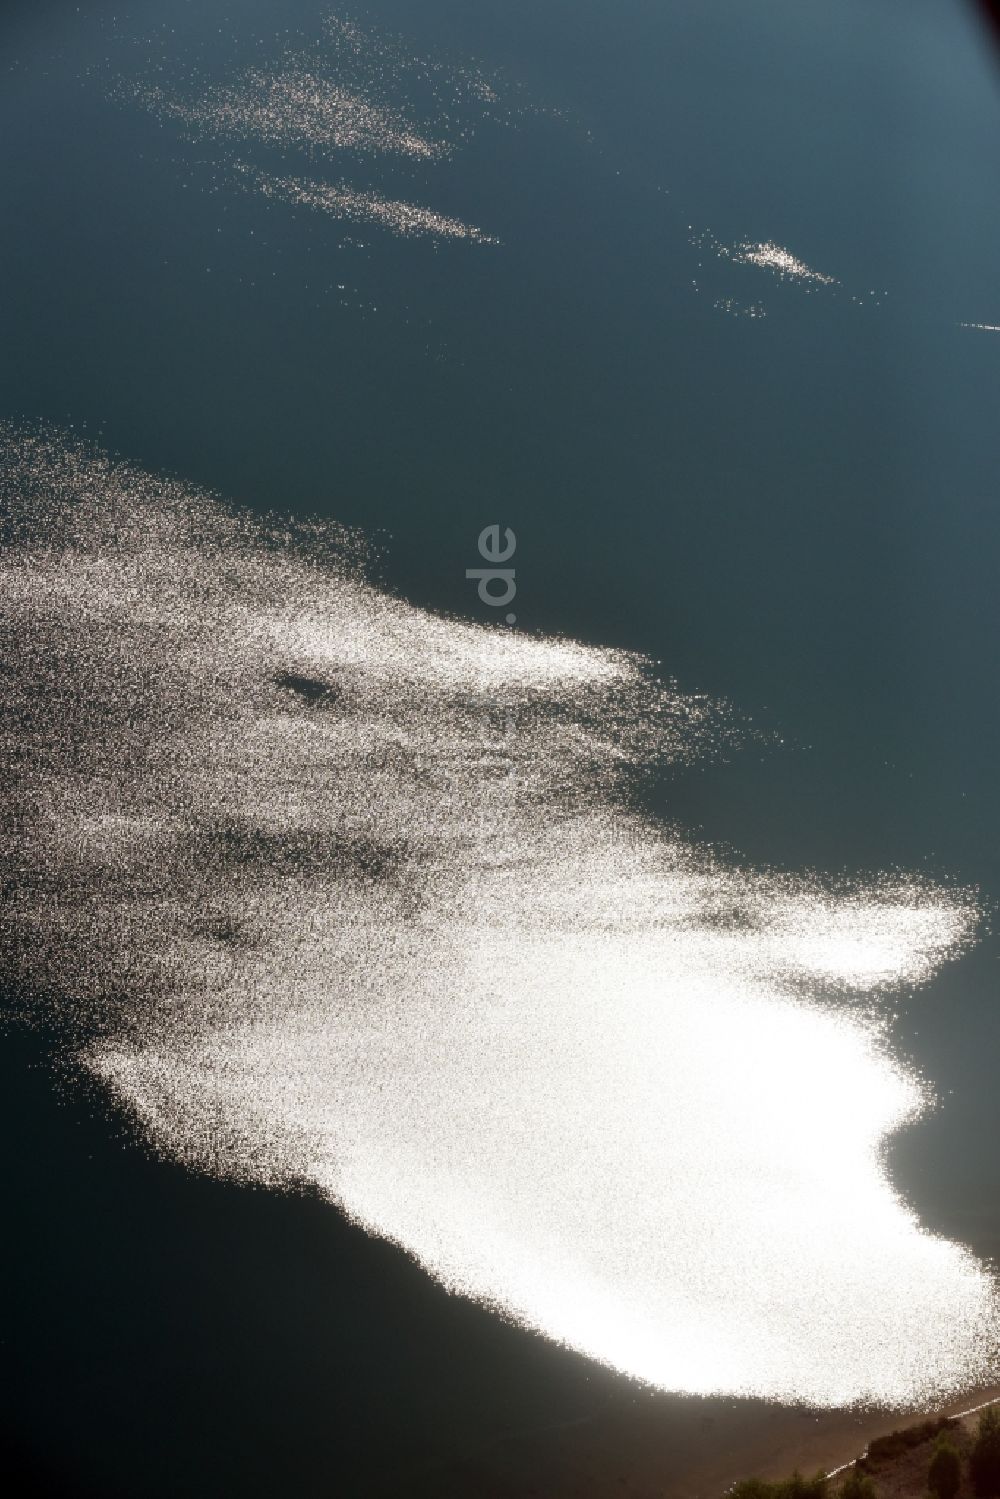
[2, 427, 996, 1411]
[731, 241, 838, 285]
[687, 229, 841, 320]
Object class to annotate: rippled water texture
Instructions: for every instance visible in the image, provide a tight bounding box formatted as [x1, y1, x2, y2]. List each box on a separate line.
[116, 12, 522, 244]
[2, 426, 996, 1410]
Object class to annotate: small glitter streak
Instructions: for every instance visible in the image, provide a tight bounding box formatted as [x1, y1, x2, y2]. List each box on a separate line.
[731, 241, 838, 285]
[117, 9, 530, 168]
[241, 166, 498, 244]
[133, 69, 447, 160]
[690, 228, 839, 294]
[2, 426, 996, 1411]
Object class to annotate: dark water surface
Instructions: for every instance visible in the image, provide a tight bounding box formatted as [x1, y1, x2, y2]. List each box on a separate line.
[2, 0, 999, 1493]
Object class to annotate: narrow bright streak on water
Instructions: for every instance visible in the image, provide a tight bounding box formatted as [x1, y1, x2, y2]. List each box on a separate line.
[239, 166, 498, 243]
[2, 428, 996, 1411]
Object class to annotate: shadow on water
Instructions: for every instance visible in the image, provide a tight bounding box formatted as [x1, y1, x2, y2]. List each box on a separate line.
[0, 996, 591, 1498]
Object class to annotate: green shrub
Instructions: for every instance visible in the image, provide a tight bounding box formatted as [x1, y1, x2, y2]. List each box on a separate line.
[839, 1467, 878, 1499]
[729, 1469, 827, 1499]
[781, 1473, 827, 1499]
[971, 1407, 1000, 1497]
[867, 1417, 958, 1465]
[928, 1439, 962, 1499]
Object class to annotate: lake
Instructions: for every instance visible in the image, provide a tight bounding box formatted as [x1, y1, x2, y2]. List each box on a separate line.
[2, 1, 1000, 1494]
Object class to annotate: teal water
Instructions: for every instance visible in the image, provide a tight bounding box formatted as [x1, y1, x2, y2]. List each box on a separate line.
[2, 1, 1000, 1493]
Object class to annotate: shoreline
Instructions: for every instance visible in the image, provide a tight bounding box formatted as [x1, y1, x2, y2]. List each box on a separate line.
[408, 1382, 1000, 1497]
[823, 1386, 1000, 1482]
[693, 1384, 1000, 1497]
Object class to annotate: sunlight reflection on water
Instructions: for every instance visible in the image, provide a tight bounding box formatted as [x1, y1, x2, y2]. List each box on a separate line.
[2, 425, 997, 1409]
